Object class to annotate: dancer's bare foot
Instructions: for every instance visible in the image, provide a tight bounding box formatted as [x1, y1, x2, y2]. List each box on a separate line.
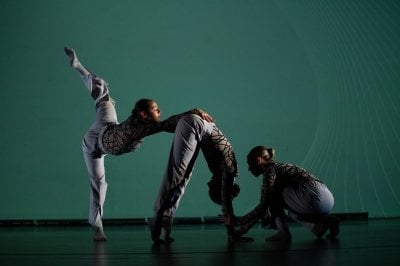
[64, 47, 91, 76]
[150, 216, 163, 244]
[312, 223, 329, 238]
[93, 227, 107, 242]
[64, 47, 80, 68]
[326, 216, 340, 239]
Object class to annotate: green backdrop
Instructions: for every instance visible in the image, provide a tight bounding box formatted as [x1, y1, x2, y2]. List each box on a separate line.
[1, 0, 399, 220]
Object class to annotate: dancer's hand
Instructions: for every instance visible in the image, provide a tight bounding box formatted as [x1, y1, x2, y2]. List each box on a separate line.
[194, 108, 214, 122]
[228, 231, 254, 243]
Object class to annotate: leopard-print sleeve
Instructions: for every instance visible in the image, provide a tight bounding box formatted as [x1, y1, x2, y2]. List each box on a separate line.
[238, 162, 276, 234]
[101, 109, 199, 155]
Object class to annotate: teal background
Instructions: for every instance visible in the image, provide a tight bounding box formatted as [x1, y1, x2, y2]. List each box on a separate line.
[0, 0, 399, 220]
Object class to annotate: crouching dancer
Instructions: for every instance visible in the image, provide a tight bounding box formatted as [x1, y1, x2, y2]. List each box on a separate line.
[236, 146, 340, 241]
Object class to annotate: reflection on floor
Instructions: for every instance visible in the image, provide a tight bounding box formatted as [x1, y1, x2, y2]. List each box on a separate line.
[0, 218, 399, 266]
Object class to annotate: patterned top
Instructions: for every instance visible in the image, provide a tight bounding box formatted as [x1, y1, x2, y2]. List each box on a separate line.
[100, 110, 200, 155]
[238, 161, 320, 233]
[201, 125, 239, 216]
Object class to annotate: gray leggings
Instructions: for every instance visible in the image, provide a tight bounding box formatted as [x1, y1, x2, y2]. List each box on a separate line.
[268, 182, 335, 229]
[81, 74, 118, 228]
[153, 114, 214, 217]
[283, 182, 334, 216]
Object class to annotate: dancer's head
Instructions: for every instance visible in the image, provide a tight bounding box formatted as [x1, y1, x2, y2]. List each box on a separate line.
[247, 146, 275, 177]
[207, 176, 240, 205]
[132, 99, 161, 122]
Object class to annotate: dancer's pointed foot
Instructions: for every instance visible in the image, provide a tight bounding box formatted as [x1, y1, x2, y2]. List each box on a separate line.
[150, 216, 163, 244]
[326, 216, 340, 239]
[162, 216, 174, 243]
[93, 227, 107, 242]
[64, 47, 80, 68]
[165, 236, 175, 243]
[312, 223, 329, 239]
[312, 215, 340, 239]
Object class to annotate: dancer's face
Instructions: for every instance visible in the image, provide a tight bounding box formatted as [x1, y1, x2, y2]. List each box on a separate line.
[247, 156, 264, 177]
[145, 101, 161, 122]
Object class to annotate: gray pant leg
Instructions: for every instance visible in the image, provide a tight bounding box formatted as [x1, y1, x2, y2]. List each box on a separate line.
[82, 145, 107, 228]
[83, 74, 110, 104]
[284, 182, 334, 229]
[283, 182, 334, 215]
[153, 114, 213, 217]
[80, 75, 117, 228]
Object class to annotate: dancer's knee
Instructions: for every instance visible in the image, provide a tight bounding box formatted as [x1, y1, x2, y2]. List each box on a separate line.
[182, 113, 202, 125]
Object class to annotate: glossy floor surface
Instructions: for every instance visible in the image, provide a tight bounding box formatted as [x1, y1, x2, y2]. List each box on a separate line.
[0, 218, 399, 266]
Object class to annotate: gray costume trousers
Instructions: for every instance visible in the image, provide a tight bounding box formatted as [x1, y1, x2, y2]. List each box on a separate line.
[283, 182, 334, 215]
[81, 74, 118, 229]
[274, 182, 335, 229]
[153, 114, 214, 217]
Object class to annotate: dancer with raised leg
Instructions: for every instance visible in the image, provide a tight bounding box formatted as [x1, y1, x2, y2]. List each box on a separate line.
[64, 47, 213, 241]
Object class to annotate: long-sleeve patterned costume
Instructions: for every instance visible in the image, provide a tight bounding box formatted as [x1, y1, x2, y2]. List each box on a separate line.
[80, 74, 200, 229]
[238, 161, 334, 234]
[153, 114, 238, 237]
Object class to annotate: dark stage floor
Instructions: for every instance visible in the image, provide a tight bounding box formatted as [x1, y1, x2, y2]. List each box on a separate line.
[0, 218, 399, 266]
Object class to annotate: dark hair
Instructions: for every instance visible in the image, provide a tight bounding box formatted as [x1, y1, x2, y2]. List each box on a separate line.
[131, 98, 154, 119]
[247, 146, 275, 162]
